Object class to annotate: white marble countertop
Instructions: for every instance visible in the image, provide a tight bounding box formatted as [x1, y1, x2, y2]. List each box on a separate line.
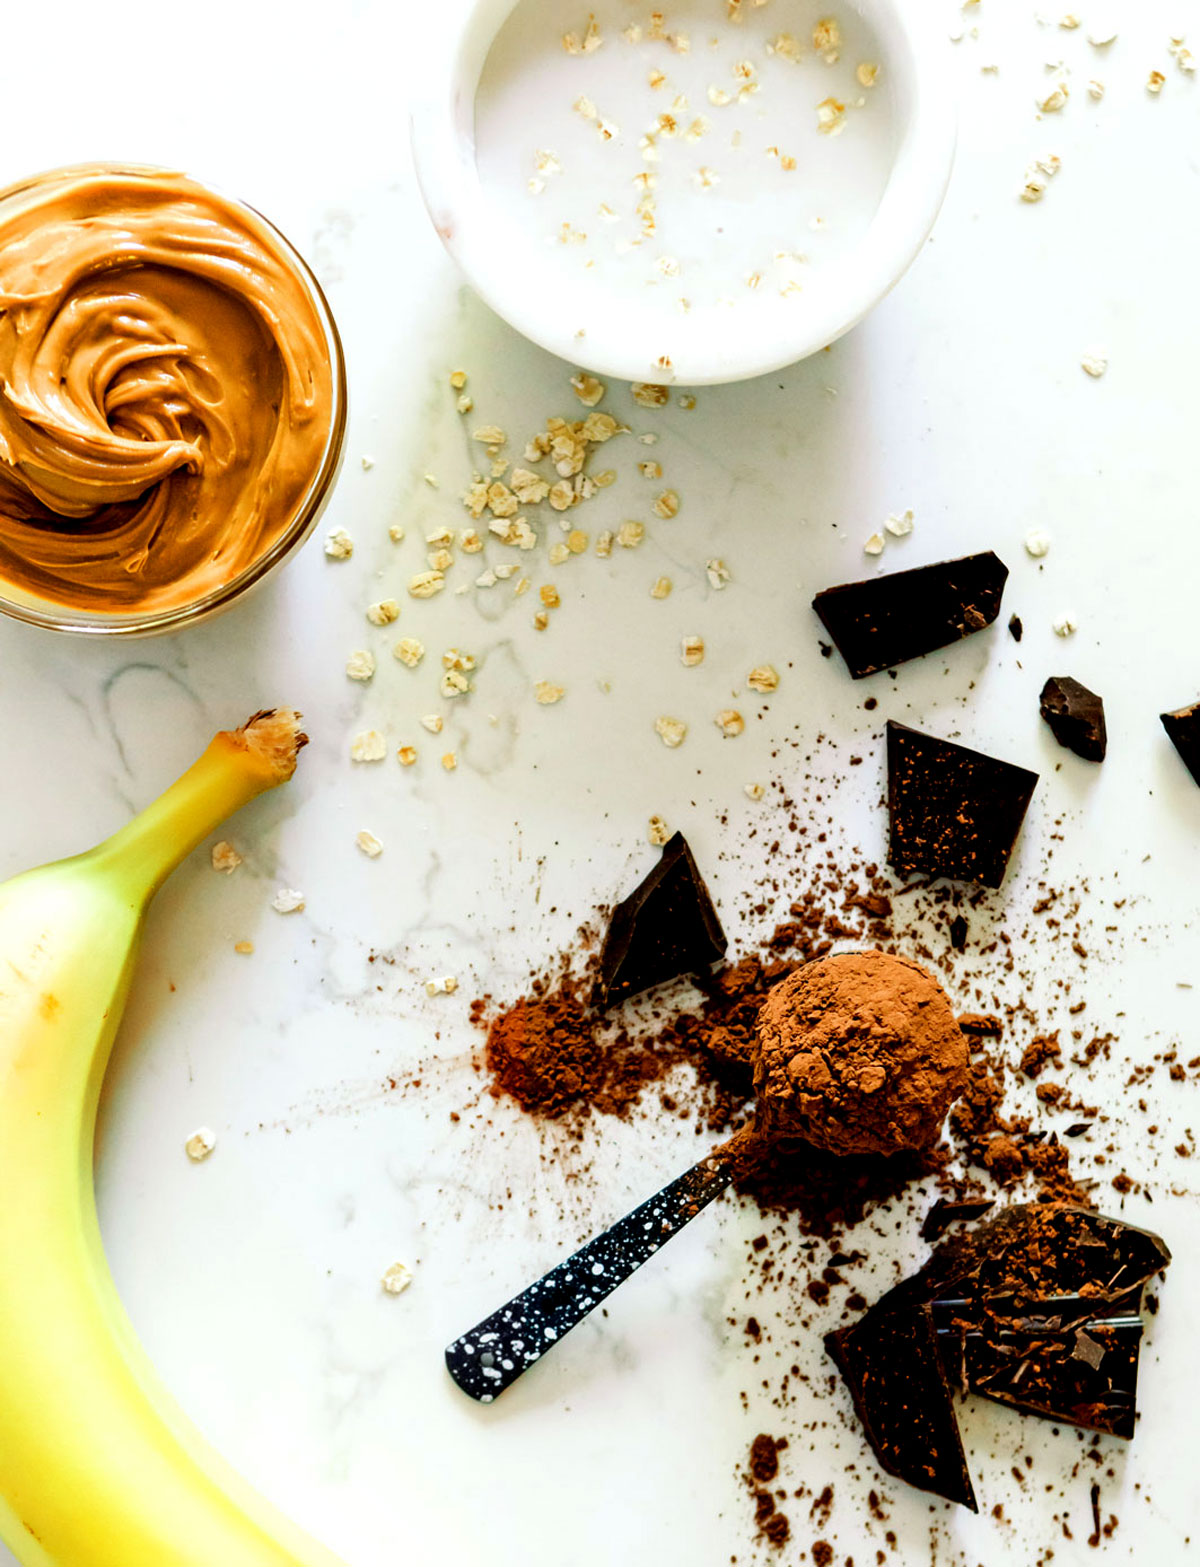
[2, 2, 1199, 1564]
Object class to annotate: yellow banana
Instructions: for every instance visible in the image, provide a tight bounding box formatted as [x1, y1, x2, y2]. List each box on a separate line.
[0, 710, 346, 1567]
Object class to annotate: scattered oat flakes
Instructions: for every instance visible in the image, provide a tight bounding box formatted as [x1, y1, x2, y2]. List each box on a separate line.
[1147, 69, 1166, 94]
[272, 888, 306, 914]
[567, 529, 589, 554]
[747, 664, 779, 693]
[885, 509, 915, 538]
[652, 490, 680, 519]
[1037, 82, 1069, 111]
[570, 373, 606, 407]
[534, 680, 565, 705]
[705, 558, 730, 590]
[769, 31, 802, 61]
[460, 530, 484, 553]
[323, 527, 354, 560]
[548, 542, 570, 565]
[455, 394, 474, 415]
[813, 16, 841, 59]
[1170, 38, 1195, 73]
[427, 547, 454, 573]
[857, 62, 879, 86]
[388, 524, 406, 544]
[744, 781, 766, 801]
[864, 532, 886, 557]
[234, 940, 255, 955]
[366, 599, 399, 626]
[441, 670, 471, 698]
[472, 425, 506, 447]
[397, 745, 418, 767]
[1087, 20, 1117, 45]
[631, 382, 670, 407]
[1088, 78, 1105, 98]
[409, 571, 446, 599]
[185, 1127, 216, 1162]
[425, 975, 459, 997]
[1059, 13, 1081, 28]
[1081, 349, 1108, 378]
[540, 584, 561, 608]
[381, 1262, 414, 1295]
[356, 830, 383, 859]
[360, 454, 375, 471]
[655, 715, 687, 748]
[394, 637, 425, 669]
[449, 370, 468, 390]
[650, 576, 673, 599]
[681, 635, 705, 666]
[420, 714, 444, 734]
[617, 521, 646, 548]
[441, 752, 458, 772]
[346, 649, 376, 682]
[693, 164, 719, 188]
[595, 530, 614, 558]
[678, 394, 696, 410]
[1020, 151, 1062, 202]
[648, 814, 670, 845]
[211, 841, 242, 874]
[1052, 611, 1079, 637]
[639, 460, 664, 481]
[816, 97, 847, 134]
[715, 709, 745, 738]
[1025, 529, 1052, 558]
[350, 730, 387, 763]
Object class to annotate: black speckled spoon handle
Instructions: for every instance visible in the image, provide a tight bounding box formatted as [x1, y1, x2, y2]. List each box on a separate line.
[445, 1149, 735, 1402]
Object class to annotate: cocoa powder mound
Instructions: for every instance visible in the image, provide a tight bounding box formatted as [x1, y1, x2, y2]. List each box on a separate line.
[753, 951, 969, 1157]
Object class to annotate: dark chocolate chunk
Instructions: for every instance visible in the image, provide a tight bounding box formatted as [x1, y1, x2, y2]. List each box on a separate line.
[1008, 614, 1023, 642]
[829, 1205, 1171, 1508]
[1161, 700, 1200, 787]
[920, 1197, 994, 1243]
[597, 832, 726, 1007]
[1040, 677, 1107, 762]
[949, 914, 968, 951]
[886, 721, 1038, 888]
[812, 552, 1008, 679]
[826, 1302, 977, 1511]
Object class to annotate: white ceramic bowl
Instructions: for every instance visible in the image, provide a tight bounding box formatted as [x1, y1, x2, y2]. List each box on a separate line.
[412, 0, 956, 387]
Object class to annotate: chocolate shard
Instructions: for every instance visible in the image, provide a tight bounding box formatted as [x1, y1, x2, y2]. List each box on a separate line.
[1008, 614, 1023, 643]
[920, 1197, 994, 1244]
[1040, 677, 1107, 762]
[826, 1302, 977, 1511]
[829, 1205, 1171, 1508]
[886, 721, 1038, 888]
[812, 552, 1008, 679]
[597, 832, 726, 1007]
[1161, 700, 1200, 787]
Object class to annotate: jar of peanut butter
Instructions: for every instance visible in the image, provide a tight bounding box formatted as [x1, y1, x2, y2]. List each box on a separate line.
[0, 164, 346, 634]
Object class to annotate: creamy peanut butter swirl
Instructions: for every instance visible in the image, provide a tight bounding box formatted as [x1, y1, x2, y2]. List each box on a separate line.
[0, 166, 337, 617]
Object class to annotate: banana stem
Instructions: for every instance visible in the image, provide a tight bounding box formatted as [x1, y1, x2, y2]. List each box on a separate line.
[88, 709, 307, 907]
